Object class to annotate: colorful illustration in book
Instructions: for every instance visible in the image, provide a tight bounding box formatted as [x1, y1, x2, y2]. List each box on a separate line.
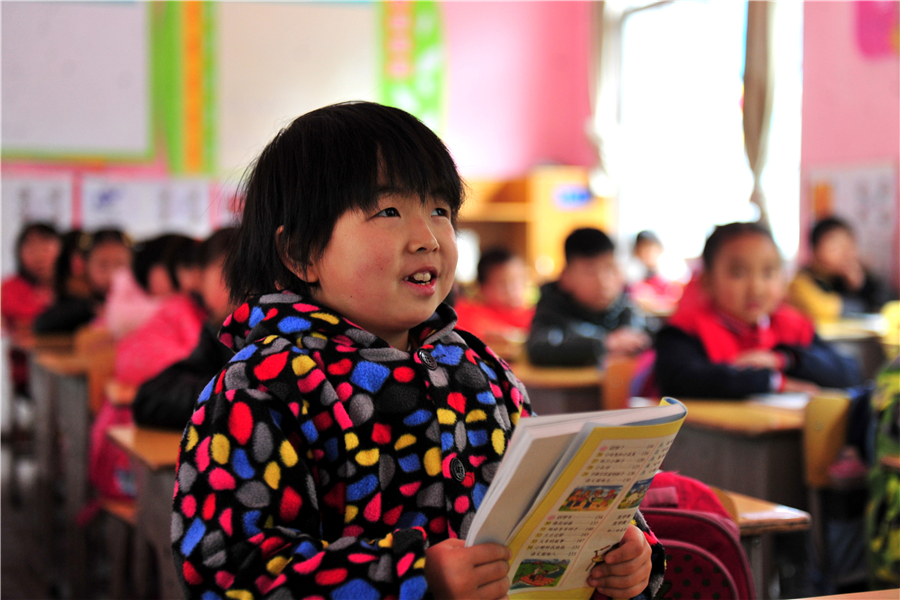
[560, 485, 622, 512]
[511, 559, 569, 589]
[618, 477, 654, 509]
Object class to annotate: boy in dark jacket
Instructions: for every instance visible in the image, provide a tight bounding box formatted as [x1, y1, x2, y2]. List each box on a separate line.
[131, 228, 237, 429]
[527, 228, 650, 366]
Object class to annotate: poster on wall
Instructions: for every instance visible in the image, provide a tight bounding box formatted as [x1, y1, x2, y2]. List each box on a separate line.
[81, 176, 214, 242]
[809, 163, 899, 288]
[1, 175, 74, 277]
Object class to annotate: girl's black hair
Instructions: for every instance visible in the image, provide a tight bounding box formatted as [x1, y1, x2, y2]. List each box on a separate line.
[564, 228, 615, 263]
[810, 216, 853, 249]
[131, 234, 197, 292]
[15, 222, 60, 283]
[87, 229, 132, 256]
[53, 229, 89, 298]
[198, 227, 238, 268]
[226, 101, 465, 303]
[634, 230, 661, 250]
[701, 222, 775, 270]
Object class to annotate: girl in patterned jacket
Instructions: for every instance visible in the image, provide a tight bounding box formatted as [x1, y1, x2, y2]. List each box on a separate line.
[171, 101, 664, 600]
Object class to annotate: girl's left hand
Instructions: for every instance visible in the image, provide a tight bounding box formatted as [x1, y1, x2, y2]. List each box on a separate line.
[587, 525, 652, 599]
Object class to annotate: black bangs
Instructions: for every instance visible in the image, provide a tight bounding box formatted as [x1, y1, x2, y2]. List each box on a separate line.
[225, 101, 465, 304]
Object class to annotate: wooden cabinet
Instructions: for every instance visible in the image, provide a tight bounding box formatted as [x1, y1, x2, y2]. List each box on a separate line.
[459, 165, 611, 281]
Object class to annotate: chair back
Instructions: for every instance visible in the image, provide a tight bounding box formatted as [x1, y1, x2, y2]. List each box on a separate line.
[600, 355, 638, 410]
[803, 393, 851, 489]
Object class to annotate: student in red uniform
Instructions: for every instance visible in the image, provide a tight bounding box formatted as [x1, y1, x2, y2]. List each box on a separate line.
[1, 223, 62, 393]
[170, 102, 663, 600]
[454, 247, 534, 356]
[654, 222, 860, 398]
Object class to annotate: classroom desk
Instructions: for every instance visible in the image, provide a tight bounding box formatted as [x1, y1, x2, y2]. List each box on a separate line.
[660, 399, 808, 510]
[793, 590, 900, 600]
[509, 360, 604, 415]
[35, 351, 95, 599]
[107, 424, 184, 600]
[818, 317, 889, 380]
[717, 488, 812, 599]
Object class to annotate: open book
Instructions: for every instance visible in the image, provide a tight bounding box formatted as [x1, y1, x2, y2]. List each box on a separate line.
[465, 398, 687, 599]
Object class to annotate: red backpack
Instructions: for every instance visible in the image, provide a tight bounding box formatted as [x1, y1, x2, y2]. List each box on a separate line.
[643, 472, 756, 600]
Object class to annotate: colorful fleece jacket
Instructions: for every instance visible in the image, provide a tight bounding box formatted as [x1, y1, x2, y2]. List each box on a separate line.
[171, 291, 665, 600]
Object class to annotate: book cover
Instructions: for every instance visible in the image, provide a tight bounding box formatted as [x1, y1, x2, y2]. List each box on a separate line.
[465, 398, 687, 598]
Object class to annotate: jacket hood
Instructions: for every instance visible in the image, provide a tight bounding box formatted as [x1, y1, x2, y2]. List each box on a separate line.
[219, 290, 459, 352]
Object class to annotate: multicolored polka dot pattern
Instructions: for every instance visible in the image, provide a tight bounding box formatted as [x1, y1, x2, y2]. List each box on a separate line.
[171, 291, 532, 599]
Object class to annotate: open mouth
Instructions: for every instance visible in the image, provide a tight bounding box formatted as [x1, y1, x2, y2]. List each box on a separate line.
[405, 270, 436, 285]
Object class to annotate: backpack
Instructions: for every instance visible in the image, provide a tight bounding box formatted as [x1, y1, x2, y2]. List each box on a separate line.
[642, 472, 755, 600]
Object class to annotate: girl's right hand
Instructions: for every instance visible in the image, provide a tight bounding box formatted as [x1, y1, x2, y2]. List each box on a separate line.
[782, 377, 821, 395]
[425, 538, 511, 600]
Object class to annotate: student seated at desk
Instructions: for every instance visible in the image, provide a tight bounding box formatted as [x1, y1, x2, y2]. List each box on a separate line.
[654, 222, 860, 399]
[132, 228, 237, 430]
[33, 229, 132, 335]
[1, 223, 62, 394]
[454, 247, 534, 356]
[527, 227, 650, 367]
[626, 230, 686, 315]
[787, 216, 892, 324]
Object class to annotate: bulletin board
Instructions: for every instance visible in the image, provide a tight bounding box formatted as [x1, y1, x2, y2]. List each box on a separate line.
[1, 2, 151, 160]
[809, 163, 899, 289]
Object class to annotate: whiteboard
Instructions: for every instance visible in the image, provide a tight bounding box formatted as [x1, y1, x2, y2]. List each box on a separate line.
[1, 2, 150, 157]
[216, 2, 377, 183]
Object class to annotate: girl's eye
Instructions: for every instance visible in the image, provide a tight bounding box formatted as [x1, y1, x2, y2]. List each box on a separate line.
[431, 207, 449, 218]
[376, 207, 400, 218]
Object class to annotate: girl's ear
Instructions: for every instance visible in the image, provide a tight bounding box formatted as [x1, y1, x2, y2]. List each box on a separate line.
[275, 226, 318, 284]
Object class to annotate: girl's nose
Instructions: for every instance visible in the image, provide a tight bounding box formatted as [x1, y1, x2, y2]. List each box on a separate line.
[409, 217, 439, 253]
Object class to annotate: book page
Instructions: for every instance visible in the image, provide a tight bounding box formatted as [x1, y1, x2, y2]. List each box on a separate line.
[506, 420, 682, 598]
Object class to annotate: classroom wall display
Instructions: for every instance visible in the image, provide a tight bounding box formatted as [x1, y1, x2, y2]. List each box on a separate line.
[1, 2, 150, 160]
[215, 2, 376, 184]
[1, 174, 74, 277]
[378, 1, 446, 134]
[855, 0, 900, 58]
[808, 163, 899, 290]
[81, 176, 214, 243]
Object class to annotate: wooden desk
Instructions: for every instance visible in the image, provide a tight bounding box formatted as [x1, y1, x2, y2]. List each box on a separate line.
[793, 589, 900, 599]
[717, 488, 812, 599]
[661, 399, 807, 510]
[108, 424, 183, 600]
[818, 318, 889, 380]
[509, 360, 604, 415]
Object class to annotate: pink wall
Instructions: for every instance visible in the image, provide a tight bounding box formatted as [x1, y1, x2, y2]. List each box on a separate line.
[442, 2, 595, 179]
[801, 1, 900, 274]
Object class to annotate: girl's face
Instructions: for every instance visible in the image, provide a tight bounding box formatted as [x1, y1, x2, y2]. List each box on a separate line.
[302, 192, 457, 350]
[20, 232, 61, 285]
[813, 228, 857, 275]
[703, 233, 785, 325]
[86, 241, 132, 296]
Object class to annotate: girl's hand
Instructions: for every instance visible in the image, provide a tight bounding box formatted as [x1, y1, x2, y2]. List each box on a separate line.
[731, 349, 781, 370]
[425, 539, 511, 600]
[606, 328, 651, 356]
[587, 525, 652, 599]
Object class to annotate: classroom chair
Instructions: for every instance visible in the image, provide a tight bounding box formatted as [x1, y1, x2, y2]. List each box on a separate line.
[600, 354, 638, 410]
[803, 392, 869, 592]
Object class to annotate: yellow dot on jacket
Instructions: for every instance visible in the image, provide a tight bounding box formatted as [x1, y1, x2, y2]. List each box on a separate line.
[225, 590, 253, 600]
[414, 557, 426, 569]
[280, 440, 299, 467]
[465, 409, 486, 422]
[211, 434, 230, 464]
[267, 555, 290, 575]
[311, 312, 339, 324]
[437, 408, 456, 425]
[345, 432, 359, 450]
[345, 504, 358, 523]
[264, 335, 278, 345]
[264, 462, 281, 489]
[424, 447, 441, 476]
[356, 448, 379, 466]
[492, 429, 506, 455]
[185, 426, 199, 451]
[378, 532, 393, 548]
[395, 433, 416, 450]
[511, 411, 520, 426]
[292, 355, 316, 376]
